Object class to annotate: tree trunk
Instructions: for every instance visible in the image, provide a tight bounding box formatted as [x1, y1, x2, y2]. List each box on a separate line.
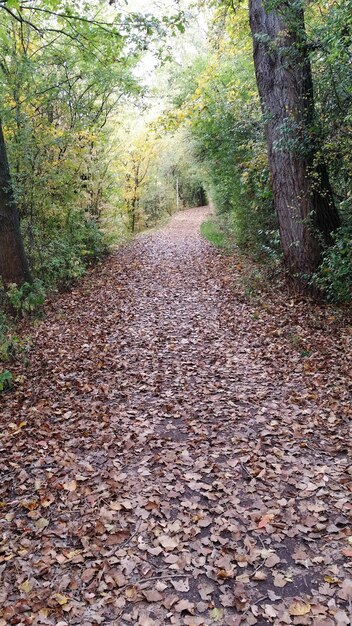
[248, 0, 340, 286]
[0, 120, 31, 285]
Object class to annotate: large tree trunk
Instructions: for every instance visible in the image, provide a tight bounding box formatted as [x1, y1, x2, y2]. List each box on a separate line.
[248, 0, 340, 286]
[0, 120, 31, 285]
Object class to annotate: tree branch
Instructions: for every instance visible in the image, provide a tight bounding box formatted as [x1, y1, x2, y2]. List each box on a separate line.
[1, 5, 42, 33]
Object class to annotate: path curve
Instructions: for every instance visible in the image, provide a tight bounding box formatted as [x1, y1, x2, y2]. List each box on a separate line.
[0, 207, 351, 626]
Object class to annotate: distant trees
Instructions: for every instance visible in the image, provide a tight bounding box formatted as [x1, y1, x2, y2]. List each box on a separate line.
[114, 123, 207, 232]
[122, 141, 153, 233]
[0, 0, 184, 286]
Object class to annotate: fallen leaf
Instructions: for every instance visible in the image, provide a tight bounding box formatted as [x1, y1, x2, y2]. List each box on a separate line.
[289, 600, 311, 616]
[258, 513, 274, 529]
[264, 605, 277, 618]
[334, 610, 350, 626]
[19, 579, 33, 593]
[337, 578, 352, 601]
[106, 530, 130, 545]
[62, 480, 77, 492]
[175, 599, 195, 613]
[81, 568, 96, 583]
[342, 548, 352, 557]
[209, 608, 224, 621]
[142, 589, 164, 602]
[52, 593, 68, 606]
[35, 517, 49, 530]
[253, 570, 267, 581]
[171, 578, 189, 592]
[158, 534, 179, 551]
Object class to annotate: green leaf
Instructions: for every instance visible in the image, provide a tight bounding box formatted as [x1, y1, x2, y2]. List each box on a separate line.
[6, 0, 21, 9]
[0, 370, 13, 393]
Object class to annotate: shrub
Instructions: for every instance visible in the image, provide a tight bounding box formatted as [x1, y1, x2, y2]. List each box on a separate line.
[25, 214, 107, 290]
[6, 280, 46, 317]
[0, 369, 13, 393]
[313, 226, 352, 303]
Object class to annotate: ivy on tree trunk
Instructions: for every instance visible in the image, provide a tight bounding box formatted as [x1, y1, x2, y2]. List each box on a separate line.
[248, 0, 340, 287]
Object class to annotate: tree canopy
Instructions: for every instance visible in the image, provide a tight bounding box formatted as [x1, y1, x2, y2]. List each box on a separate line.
[0, 0, 350, 299]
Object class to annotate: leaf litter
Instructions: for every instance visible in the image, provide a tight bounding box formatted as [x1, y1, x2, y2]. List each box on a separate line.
[0, 207, 351, 626]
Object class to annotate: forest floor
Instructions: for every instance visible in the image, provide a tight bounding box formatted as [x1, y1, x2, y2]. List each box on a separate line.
[0, 206, 351, 626]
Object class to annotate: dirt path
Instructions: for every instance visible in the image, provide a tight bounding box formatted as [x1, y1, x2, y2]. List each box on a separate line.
[1, 207, 351, 626]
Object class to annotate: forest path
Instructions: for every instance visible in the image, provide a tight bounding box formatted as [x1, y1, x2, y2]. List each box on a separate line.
[1, 207, 351, 626]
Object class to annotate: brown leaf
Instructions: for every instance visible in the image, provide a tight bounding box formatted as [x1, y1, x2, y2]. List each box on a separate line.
[171, 578, 189, 592]
[142, 589, 164, 603]
[81, 568, 96, 583]
[174, 599, 195, 613]
[158, 534, 179, 551]
[258, 513, 274, 529]
[62, 480, 77, 492]
[106, 530, 130, 545]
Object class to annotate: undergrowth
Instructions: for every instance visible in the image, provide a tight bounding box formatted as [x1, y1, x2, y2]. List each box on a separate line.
[0, 280, 44, 394]
[201, 217, 230, 251]
[201, 213, 281, 300]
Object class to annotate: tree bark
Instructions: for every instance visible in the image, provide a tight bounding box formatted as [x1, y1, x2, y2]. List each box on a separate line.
[0, 120, 31, 285]
[248, 0, 340, 285]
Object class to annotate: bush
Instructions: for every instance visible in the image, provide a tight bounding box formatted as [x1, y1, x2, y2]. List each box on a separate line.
[6, 280, 45, 318]
[0, 369, 13, 393]
[313, 227, 352, 303]
[25, 214, 107, 290]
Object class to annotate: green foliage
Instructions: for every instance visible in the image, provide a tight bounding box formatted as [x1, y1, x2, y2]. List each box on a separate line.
[0, 308, 11, 362]
[175, 41, 279, 260]
[0, 0, 350, 306]
[24, 215, 107, 289]
[0, 309, 14, 393]
[309, 0, 352, 220]
[201, 218, 228, 250]
[0, 0, 183, 296]
[0, 369, 12, 393]
[6, 279, 46, 316]
[161, 0, 351, 300]
[313, 227, 352, 303]
[240, 266, 269, 301]
[151, 3, 281, 259]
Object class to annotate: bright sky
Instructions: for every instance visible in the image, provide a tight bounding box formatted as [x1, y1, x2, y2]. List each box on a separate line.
[123, 0, 185, 14]
[120, 0, 209, 87]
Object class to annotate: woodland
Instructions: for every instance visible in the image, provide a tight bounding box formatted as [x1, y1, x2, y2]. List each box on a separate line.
[0, 1, 351, 625]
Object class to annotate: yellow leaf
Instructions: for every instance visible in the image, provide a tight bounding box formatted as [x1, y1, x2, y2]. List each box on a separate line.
[324, 575, 340, 585]
[289, 601, 311, 616]
[210, 608, 224, 622]
[38, 609, 49, 618]
[35, 517, 49, 530]
[52, 593, 68, 606]
[19, 580, 32, 593]
[22, 499, 38, 510]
